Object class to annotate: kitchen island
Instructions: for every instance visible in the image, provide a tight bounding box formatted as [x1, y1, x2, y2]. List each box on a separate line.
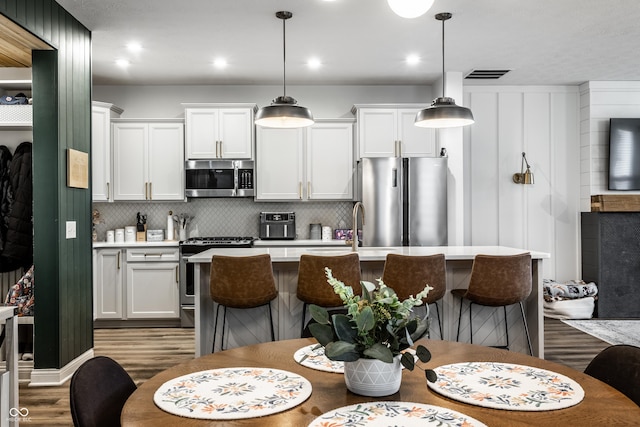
[188, 246, 550, 358]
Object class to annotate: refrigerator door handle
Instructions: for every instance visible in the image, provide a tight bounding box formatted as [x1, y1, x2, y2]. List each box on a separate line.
[392, 168, 398, 187]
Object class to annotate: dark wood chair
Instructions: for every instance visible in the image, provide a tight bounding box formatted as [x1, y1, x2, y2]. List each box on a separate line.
[584, 344, 640, 406]
[69, 356, 137, 427]
[381, 253, 446, 339]
[452, 253, 533, 354]
[297, 253, 361, 337]
[210, 254, 278, 352]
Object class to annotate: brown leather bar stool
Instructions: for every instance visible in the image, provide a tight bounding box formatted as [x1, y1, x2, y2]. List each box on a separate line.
[297, 253, 362, 337]
[381, 253, 446, 339]
[452, 253, 533, 355]
[210, 254, 278, 353]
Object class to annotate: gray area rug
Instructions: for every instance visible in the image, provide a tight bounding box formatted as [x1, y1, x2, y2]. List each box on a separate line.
[562, 319, 640, 347]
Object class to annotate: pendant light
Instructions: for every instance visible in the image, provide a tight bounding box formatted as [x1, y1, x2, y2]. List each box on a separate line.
[387, 0, 435, 19]
[415, 12, 474, 128]
[255, 11, 314, 128]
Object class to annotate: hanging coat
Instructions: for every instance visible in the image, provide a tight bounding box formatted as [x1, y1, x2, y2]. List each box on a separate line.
[1, 141, 32, 272]
[0, 145, 12, 253]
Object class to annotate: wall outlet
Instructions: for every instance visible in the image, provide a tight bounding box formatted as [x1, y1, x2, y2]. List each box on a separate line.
[66, 221, 77, 239]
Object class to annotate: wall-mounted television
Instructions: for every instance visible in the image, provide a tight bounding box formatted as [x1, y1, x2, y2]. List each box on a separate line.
[608, 118, 640, 190]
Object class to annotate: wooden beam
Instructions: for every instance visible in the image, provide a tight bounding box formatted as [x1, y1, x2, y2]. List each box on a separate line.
[0, 14, 52, 67]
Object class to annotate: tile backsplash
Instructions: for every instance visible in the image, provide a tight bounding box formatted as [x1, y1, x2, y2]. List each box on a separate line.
[92, 199, 354, 241]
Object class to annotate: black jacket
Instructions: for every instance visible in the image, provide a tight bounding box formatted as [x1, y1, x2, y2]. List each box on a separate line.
[0, 145, 12, 254]
[0, 141, 32, 272]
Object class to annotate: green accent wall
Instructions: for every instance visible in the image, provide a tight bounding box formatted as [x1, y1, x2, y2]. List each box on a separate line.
[0, 1, 93, 369]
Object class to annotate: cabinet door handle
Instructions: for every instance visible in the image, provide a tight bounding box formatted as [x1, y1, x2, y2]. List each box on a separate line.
[144, 182, 148, 200]
[307, 181, 311, 199]
[215, 141, 219, 158]
[117, 251, 121, 269]
[299, 182, 303, 200]
[397, 140, 402, 157]
[175, 266, 179, 283]
[149, 182, 152, 200]
[219, 141, 223, 158]
[106, 182, 110, 201]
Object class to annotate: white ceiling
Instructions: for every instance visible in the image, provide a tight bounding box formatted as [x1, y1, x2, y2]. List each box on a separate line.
[55, 0, 640, 87]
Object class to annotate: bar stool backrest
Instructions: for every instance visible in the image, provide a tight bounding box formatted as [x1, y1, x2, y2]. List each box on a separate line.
[465, 253, 532, 307]
[210, 254, 277, 308]
[381, 253, 446, 303]
[297, 253, 362, 307]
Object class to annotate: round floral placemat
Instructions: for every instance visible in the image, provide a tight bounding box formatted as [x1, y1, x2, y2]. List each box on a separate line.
[293, 344, 344, 373]
[153, 367, 312, 419]
[428, 362, 584, 411]
[308, 401, 487, 426]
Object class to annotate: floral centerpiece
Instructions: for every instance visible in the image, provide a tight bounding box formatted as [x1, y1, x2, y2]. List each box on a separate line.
[308, 268, 437, 394]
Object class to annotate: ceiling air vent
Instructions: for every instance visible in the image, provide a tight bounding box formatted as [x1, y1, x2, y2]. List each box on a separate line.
[465, 69, 510, 80]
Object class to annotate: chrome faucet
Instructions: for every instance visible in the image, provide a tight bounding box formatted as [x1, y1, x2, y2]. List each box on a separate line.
[352, 202, 365, 252]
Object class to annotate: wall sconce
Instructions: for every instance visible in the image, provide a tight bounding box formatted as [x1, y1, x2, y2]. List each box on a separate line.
[513, 152, 534, 184]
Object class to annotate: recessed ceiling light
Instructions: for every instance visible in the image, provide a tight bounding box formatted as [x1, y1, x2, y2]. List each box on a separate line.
[307, 58, 322, 69]
[406, 54, 420, 65]
[213, 58, 228, 69]
[115, 59, 130, 68]
[126, 42, 142, 53]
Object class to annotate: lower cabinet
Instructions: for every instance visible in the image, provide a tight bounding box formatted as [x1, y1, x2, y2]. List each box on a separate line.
[93, 247, 179, 321]
[94, 248, 124, 319]
[126, 261, 180, 319]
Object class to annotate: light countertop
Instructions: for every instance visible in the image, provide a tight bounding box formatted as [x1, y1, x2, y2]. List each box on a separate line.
[187, 246, 550, 263]
[93, 240, 179, 249]
[253, 239, 348, 247]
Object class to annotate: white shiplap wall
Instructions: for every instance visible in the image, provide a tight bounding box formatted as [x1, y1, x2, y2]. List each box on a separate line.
[579, 81, 640, 212]
[463, 86, 581, 282]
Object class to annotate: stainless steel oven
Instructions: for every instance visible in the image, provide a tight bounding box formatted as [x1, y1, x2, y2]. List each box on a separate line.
[179, 236, 255, 327]
[185, 160, 254, 198]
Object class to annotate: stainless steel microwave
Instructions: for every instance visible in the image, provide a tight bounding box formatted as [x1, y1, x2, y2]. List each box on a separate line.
[185, 159, 254, 197]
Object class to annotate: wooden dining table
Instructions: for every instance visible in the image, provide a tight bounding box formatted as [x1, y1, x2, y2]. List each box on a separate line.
[121, 338, 640, 426]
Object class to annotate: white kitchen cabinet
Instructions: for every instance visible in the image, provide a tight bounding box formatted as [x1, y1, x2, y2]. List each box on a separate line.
[255, 119, 354, 200]
[126, 263, 180, 319]
[352, 104, 436, 158]
[183, 103, 256, 159]
[255, 127, 303, 200]
[306, 121, 354, 199]
[93, 246, 180, 322]
[91, 101, 122, 202]
[93, 248, 124, 319]
[125, 247, 180, 319]
[112, 119, 184, 201]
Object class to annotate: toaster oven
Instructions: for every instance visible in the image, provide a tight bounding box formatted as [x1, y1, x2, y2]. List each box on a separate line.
[259, 212, 296, 240]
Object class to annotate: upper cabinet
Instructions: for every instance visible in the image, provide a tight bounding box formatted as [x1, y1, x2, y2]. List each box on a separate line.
[112, 119, 185, 201]
[352, 104, 436, 158]
[92, 101, 123, 202]
[255, 119, 354, 201]
[183, 103, 256, 160]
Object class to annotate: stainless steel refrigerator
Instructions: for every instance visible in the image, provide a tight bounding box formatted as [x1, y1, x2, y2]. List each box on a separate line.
[359, 157, 447, 247]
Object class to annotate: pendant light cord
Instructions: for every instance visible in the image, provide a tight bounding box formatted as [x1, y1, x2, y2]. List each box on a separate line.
[282, 15, 287, 98]
[441, 15, 445, 99]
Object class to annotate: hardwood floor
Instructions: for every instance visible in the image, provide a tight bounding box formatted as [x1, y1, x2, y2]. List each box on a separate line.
[18, 328, 195, 427]
[16, 318, 610, 427]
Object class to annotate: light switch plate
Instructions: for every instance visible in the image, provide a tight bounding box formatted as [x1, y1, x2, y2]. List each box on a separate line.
[66, 221, 77, 239]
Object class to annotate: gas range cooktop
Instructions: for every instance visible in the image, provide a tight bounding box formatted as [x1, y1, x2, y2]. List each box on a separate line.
[180, 236, 255, 246]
